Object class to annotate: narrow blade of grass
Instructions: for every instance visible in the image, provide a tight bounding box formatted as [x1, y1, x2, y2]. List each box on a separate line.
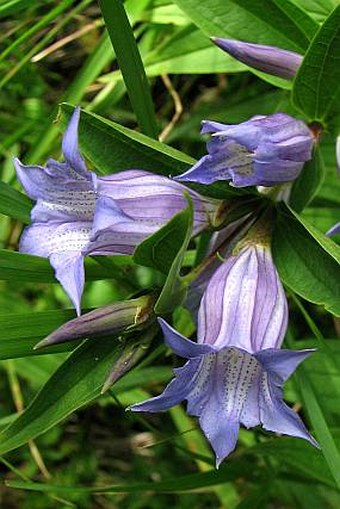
[98, 0, 158, 138]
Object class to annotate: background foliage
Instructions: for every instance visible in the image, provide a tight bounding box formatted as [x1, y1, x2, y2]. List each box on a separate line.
[0, 0, 340, 507]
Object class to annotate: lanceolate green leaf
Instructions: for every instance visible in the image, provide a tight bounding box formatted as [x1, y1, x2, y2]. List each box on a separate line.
[134, 198, 194, 314]
[144, 24, 245, 76]
[272, 203, 340, 316]
[0, 250, 114, 283]
[0, 310, 78, 360]
[293, 5, 340, 121]
[173, 0, 318, 52]
[297, 370, 340, 490]
[272, 0, 318, 41]
[155, 199, 194, 315]
[98, 0, 158, 138]
[0, 0, 52, 18]
[290, 146, 325, 212]
[0, 337, 125, 455]
[5, 461, 248, 493]
[251, 436, 337, 489]
[0, 181, 32, 223]
[133, 203, 193, 275]
[60, 104, 194, 176]
[289, 206, 340, 265]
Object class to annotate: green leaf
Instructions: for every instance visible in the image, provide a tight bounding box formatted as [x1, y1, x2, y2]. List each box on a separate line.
[0, 0, 72, 66]
[0, 0, 81, 89]
[5, 461, 248, 493]
[144, 24, 246, 76]
[0, 310, 78, 360]
[0, 0, 49, 18]
[302, 206, 339, 235]
[173, 0, 318, 53]
[133, 203, 193, 275]
[98, 0, 158, 138]
[134, 197, 194, 314]
[59, 104, 194, 176]
[154, 199, 194, 315]
[293, 0, 338, 22]
[292, 5, 340, 121]
[297, 374, 340, 492]
[0, 250, 115, 283]
[0, 181, 32, 223]
[272, 203, 340, 316]
[289, 146, 325, 212]
[0, 337, 125, 455]
[251, 436, 337, 489]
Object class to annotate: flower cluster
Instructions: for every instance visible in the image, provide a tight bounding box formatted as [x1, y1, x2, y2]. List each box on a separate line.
[16, 53, 318, 465]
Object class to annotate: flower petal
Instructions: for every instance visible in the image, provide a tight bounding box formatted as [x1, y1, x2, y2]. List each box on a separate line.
[197, 245, 288, 352]
[92, 195, 135, 233]
[185, 348, 261, 463]
[97, 169, 215, 235]
[176, 113, 313, 187]
[174, 154, 233, 185]
[158, 318, 214, 358]
[61, 107, 88, 175]
[255, 137, 313, 163]
[199, 407, 240, 468]
[14, 158, 96, 222]
[130, 358, 201, 412]
[19, 221, 92, 314]
[50, 252, 85, 316]
[19, 221, 92, 258]
[256, 348, 315, 382]
[327, 222, 340, 236]
[259, 370, 318, 447]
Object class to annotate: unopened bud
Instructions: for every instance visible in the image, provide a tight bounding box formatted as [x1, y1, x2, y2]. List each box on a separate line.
[211, 37, 302, 80]
[34, 294, 155, 349]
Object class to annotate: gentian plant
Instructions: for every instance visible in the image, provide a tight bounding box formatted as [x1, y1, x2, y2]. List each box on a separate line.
[1, 0, 340, 505]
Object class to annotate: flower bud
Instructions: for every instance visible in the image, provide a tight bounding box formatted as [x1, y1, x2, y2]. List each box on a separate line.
[212, 38, 302, 80]
[35, 293, 155, 349]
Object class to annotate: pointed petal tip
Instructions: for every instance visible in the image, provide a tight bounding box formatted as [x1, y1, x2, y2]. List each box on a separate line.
[309, 435, 320, 449]
[13, 156, 22, 166]
[213, 445, 236, 468]
[172, 174, 184, 182]
[215, 457, 222, 469]
[326, 222, 340, 237]
[128, 402, 144, 413]
[33, 332, 68, 349]
[100, 380, 111, 395]
[212, 37, 228, 44]
[157, 317, 214, 358]
[33, 340, 45, 350]
[32, 331, 76, 350]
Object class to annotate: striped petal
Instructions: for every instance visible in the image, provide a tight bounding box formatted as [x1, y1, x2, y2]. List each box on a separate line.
[197, 244, 288, 352]
[97, 169, 215, 235]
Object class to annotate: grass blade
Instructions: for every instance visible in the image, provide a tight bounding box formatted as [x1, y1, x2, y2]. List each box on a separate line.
[98, 0, 158, 138]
